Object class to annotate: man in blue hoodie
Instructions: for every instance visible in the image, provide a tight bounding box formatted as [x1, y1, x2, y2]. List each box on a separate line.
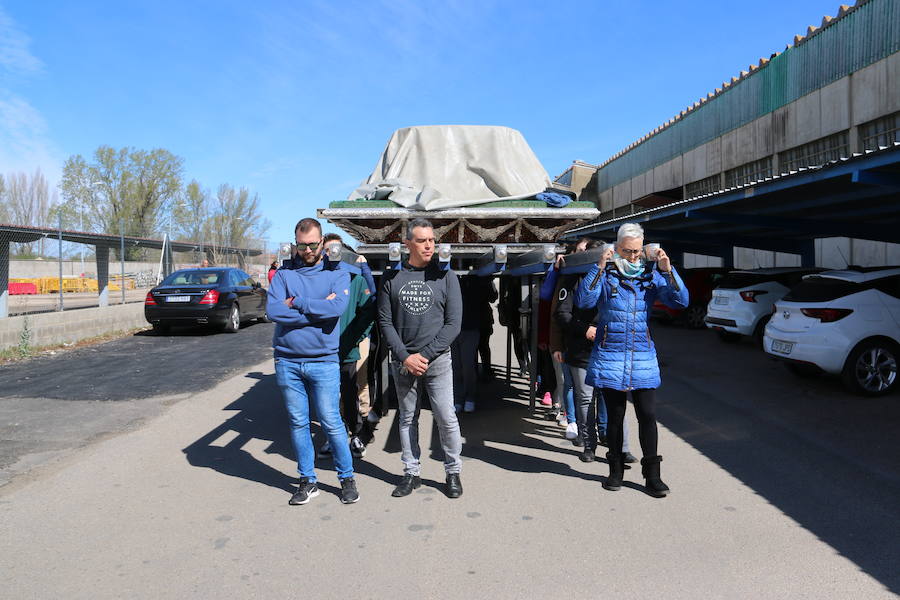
[267, 218, 358, 505]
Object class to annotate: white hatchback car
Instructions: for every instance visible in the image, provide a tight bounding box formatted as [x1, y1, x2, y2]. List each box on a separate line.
[706, 267, 823, 344]
[764, 267, 900, 396]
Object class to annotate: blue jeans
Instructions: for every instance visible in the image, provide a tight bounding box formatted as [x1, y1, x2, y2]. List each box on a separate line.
[274, 358, 353, 482]
[560, 362, 576, 424]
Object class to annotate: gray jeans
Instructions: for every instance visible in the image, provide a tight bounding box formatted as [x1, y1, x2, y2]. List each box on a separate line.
[569, 365, 630, 452]
[391, 351, 462, 475]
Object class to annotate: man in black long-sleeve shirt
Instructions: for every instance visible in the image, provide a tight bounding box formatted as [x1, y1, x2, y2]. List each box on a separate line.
[377, 218, 463, 498]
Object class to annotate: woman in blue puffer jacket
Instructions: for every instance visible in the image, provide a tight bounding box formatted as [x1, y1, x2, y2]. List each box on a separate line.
[575, 223, 689, 497]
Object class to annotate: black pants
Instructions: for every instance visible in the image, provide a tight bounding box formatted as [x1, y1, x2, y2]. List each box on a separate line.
[601, 388, 657, 457]
[478, 325, 492, 371]
[536, 349, 556, 396]
[339, 362, 363, 436]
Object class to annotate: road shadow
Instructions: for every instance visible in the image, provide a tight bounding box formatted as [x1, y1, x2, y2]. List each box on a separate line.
[182, 370, 396, 500]
[183, 360, 622, 499]
[365, 363, 611, 488]
[135, 319, 269, 337]
[652, 326, 900, 594]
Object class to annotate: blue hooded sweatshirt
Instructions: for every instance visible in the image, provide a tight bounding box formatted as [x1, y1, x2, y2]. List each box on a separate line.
[267, 260, 350, 362]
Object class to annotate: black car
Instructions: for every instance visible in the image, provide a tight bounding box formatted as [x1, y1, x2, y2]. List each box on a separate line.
[144, 267, 268, 333]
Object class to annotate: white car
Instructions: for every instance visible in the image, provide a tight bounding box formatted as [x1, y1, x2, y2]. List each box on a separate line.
[706, 267, 823, 344]
[764, 267, 900, 396]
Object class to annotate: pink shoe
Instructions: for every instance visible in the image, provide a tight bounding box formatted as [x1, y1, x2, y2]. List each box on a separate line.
[540, 392, 552, 406]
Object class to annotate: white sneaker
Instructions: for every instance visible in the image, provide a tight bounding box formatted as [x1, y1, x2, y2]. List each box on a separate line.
[557, 412, 568, 426]
[463, 400, 476, 413]
[565, 422, 578, 440]
[349, 436, 366, 458]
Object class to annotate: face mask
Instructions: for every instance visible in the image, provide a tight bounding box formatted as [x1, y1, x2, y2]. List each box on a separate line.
[613, 253, 644, 278]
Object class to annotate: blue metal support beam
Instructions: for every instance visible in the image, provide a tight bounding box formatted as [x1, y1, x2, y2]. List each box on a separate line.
[851, 169, 900, 187]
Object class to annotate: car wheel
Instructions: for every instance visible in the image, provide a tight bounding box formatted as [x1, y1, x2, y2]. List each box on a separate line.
[783, 363, 821, 378]
[752, 316, 771, 349]
[152, 322, 170, 335]
[841, 340, 899, 397]
[683, 304, 707, 329]
[223, 304, 240, 333]
[716, 330, 741, 343]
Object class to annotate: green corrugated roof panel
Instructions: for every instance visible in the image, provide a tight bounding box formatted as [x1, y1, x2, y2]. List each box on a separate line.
[596, 0, 899, 194]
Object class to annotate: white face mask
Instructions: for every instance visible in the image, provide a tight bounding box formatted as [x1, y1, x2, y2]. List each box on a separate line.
[613, 253, 645, 277]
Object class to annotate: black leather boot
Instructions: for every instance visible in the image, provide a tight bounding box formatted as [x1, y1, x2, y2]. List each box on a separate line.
[603, 452, 624, 491]
[641, 455, 670, 498]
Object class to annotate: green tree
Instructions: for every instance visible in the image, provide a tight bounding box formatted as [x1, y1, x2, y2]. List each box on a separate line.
[59, 146, 184, 259]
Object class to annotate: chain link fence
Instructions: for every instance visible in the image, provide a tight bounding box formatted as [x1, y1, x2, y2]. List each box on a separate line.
[1, 216, 270, 318]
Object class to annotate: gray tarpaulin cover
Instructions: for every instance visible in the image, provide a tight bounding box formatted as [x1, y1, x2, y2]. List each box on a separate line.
[348, 125, 553, 210]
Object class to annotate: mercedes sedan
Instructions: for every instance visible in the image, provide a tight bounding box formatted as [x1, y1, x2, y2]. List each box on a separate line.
[144, 267, 268, 333]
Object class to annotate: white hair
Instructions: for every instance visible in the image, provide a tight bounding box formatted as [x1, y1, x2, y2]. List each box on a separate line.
[617, 222, 644, 244]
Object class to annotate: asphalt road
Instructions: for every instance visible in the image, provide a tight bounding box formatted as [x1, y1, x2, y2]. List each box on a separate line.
[0, 320, 275, 401]
[0, 320, 275, 486]
[1, 319, 898, 598]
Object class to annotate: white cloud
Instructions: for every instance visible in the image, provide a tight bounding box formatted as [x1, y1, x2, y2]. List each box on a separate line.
[0, 6, 61, 182]
[0, 5, 42, 75]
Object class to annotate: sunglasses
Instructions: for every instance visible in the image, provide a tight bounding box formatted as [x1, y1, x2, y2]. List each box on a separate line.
[295, 241, 321, 252]
[618, 248, 643, 257]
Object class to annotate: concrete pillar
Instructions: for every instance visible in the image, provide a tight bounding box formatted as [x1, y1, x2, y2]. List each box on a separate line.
[95, 246, 110, 308]
[0, 241, 8, 318]
[721, 246, 735, 269]
[800, 239, 816, 267]
[849, 125, 861, 153]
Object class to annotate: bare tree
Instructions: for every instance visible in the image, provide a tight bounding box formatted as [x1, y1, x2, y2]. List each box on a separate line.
[0, 174, 8, 223]
[204, 184, 271, 266]
[172, 179, 210, 243]
[5, 169, 51, 257]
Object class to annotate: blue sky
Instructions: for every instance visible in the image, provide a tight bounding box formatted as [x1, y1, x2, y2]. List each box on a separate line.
[1, 0, 842, 248]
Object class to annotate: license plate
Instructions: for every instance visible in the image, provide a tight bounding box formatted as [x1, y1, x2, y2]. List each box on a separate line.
[165, 295, 191, 303]
[714, 296, 729, 305]
[771, 340, 793, 354]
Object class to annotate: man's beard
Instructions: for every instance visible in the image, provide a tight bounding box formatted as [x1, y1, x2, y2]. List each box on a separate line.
[299, 252, 320, 266]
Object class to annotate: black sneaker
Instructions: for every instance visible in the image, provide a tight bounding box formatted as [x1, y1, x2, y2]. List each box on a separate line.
[597, 434, 609, 448]
[445, 473, 463, 499]
[579, 448, 596, 463]
[317, 440, 332, 459]
[391, 474, 421, 497]
[289, 478, 319, 505]
[339, 477, 360, 504]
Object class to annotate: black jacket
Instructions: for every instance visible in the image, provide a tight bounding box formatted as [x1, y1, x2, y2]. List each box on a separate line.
[554, 274, 598, 369]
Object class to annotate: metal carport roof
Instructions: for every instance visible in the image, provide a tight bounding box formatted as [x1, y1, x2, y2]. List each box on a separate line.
[563, 144, 900, 265]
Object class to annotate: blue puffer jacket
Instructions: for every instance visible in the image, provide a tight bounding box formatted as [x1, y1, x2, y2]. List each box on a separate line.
[574, 263, 689, 391]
